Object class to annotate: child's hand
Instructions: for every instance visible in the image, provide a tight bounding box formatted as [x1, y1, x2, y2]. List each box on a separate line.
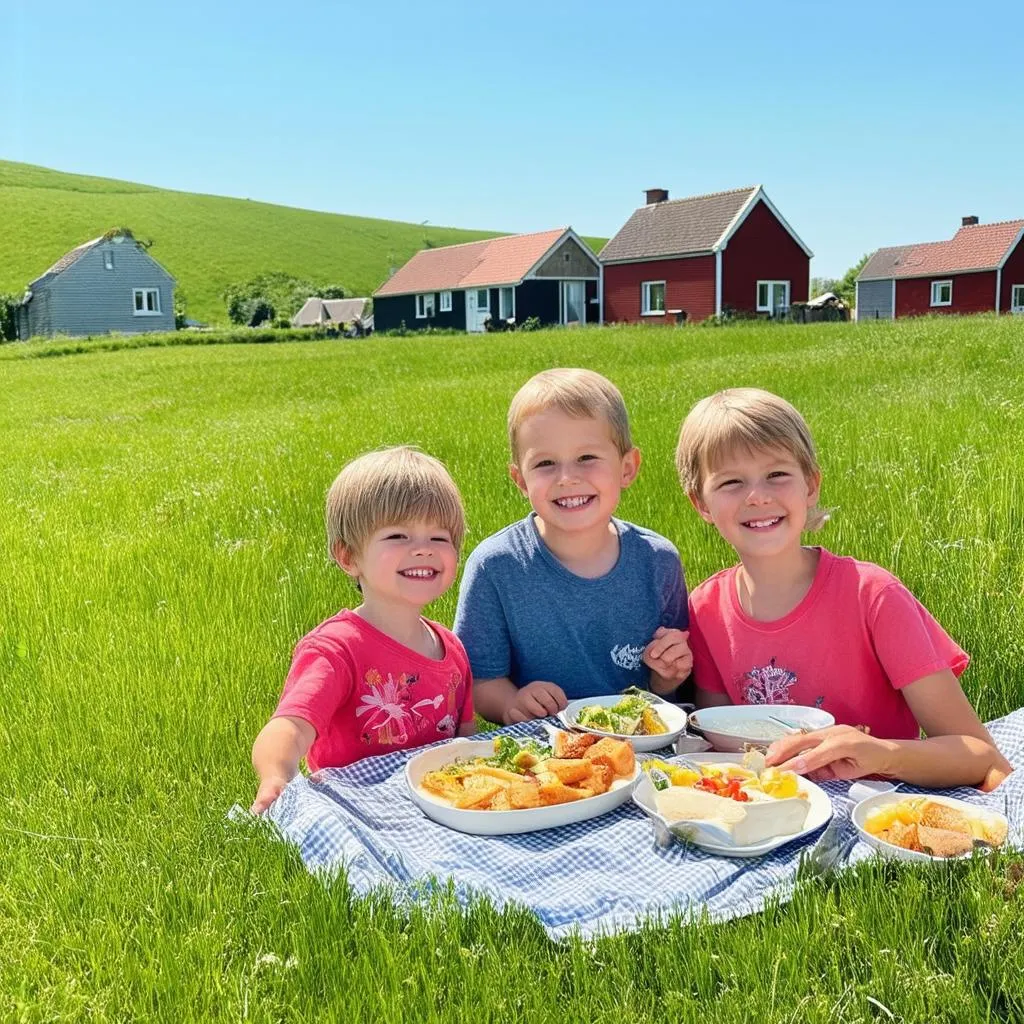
[251, 775, 290, 815]
[505, 681, 568, 724]
[765, 725, 891, 782]
[643, 627, 693, 683]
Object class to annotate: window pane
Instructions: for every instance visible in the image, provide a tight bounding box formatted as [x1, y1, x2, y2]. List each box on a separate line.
[651, 283, 665, 311]
[135, 291, 144, 311]
[147, 290, 157, 311]
[477, 289, 489, 308]
[773, 283, 787, 310]
[758, 283, 768, 308]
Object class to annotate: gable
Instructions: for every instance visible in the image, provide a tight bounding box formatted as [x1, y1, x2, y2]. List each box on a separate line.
[530, 236, 599, 278]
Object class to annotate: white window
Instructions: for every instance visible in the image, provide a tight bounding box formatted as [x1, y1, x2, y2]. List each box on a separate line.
[415, 293, 436, 319]
[439, 290, 452, 312]
[132, 288, 161, 315]
[1012, 284, 1024, 313]
[930, 280, 953, 307]
[476, 289, 489, 311]
[498, 286, 515, 320]
[756, 280, 790, 314]
[103, 250, 114, 271]
[641, 280, 665, 315]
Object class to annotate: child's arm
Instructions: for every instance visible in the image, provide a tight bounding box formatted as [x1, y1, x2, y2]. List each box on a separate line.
[474, 676, 568, 725]
[251, 715, 317, 814]
[767, 669, 1012, 789]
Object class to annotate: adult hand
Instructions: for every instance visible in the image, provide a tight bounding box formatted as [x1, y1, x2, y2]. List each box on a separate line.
[643, 627, 693, 683]
[504, 681, 568, 724]
[765, 725, 894, 782]
[250, 775, 289, 815]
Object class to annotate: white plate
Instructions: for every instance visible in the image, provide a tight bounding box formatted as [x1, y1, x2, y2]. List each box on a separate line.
[632, 753, 833, 858]
[405, 737, 641, 835]
[557, 694, 687, 752]
[688, 704, 835, 752]
[851, 791, 1009, 863]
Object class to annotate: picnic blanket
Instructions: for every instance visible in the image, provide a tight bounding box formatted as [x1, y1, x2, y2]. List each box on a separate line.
[265, 710, 1024, 940]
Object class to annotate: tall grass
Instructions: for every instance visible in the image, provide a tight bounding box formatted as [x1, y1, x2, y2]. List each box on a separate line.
[2, 317, 1023, 1022]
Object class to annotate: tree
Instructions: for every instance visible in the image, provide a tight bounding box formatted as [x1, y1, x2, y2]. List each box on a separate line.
[223, 273, 346, 324]
[0, 292, 21, 341]
[835, 254, 870, 308]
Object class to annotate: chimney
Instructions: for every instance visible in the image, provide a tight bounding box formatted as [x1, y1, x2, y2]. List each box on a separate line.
[962, 215, 979, 227]
[645, 188, 669, 205]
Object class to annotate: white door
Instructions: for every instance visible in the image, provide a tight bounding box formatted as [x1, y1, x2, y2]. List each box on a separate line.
[465, 288, 491, 332]
[561, 281, 585, 324]
[1012, 284, 1024, 314]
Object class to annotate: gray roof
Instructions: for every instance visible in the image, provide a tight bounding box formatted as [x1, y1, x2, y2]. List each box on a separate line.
[31, 237, 104, 284]
[599, 186, 758, 262]
[857, 246, 914, 282]
[292, 297, 369, 327]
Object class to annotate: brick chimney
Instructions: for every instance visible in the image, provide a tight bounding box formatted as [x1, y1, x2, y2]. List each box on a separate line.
[962, 215, 979, 227]
[645, 188, 669, 205]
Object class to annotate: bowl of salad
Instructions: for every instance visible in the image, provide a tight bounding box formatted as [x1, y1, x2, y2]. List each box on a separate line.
[557, 688, 688, 752]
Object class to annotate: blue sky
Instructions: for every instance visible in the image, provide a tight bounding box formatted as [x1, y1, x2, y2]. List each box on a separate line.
[2, 0, 1020, 276]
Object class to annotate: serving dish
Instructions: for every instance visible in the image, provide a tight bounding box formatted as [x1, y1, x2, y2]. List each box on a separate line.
[851, 791, 1009, 862]
[688, 704, 835, 752]
[558, 693, 687, 752]
[405, 737, 641, 835]
[632, 753, 833, 857]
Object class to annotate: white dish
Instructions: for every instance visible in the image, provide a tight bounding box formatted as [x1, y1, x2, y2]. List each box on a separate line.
[688, 704, 835, 752]
[851, 791, 1009, 863]
[632, 753, 833, 858]
[558, 694, 687, 752]
[405, 737, 641, 836]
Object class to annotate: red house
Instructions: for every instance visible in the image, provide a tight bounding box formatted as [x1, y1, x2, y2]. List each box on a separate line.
[856, 216, 1024, 320]
[599, 186, 812, 324]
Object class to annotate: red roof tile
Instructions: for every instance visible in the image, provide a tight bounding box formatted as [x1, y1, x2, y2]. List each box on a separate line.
[374, 228, 569, 297]
[859, 220, 1024, 280]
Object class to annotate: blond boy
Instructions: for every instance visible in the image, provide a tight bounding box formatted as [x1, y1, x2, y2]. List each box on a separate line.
[454, 369, 691, 725]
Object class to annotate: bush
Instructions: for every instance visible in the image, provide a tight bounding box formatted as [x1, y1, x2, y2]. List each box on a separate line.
[0, 292, 22, 342]
[517, 316, 542, 332]
[223, 273, 347, 324]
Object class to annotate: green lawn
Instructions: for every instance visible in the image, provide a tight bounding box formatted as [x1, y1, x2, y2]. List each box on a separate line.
[0, 160, 606, 327]
[2, 317, 1023, 1022]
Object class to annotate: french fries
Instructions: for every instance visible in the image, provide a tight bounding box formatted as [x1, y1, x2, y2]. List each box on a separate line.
[418, 733, 635, 811]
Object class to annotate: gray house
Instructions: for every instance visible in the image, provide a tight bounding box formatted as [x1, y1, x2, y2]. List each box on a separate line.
[18, 233, 176, 339]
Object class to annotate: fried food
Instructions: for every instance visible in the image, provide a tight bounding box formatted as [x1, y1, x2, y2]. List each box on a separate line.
[584, 737, 636, 776]
[865, 797, 1007, 857]
[554, 731, 598, 759]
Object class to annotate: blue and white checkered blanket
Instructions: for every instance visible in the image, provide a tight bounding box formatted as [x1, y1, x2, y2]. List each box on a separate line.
[265, 710, 1024, 940]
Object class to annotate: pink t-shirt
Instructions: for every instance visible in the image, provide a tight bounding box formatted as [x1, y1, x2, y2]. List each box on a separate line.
[273, 610, 474, 770]
[688, 548, 969, 740]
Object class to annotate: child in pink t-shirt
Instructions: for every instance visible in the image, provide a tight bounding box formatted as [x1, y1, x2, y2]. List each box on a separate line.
[250, 447, 475, 814]
[676, 388, 1011, 791]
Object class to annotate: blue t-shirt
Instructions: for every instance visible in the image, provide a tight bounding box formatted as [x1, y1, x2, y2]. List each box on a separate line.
[453, 514, 688, 699]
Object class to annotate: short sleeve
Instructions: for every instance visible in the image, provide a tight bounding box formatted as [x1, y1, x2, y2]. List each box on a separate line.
[867, 582, 970, 689]
[448, 635, 476, 725]
[273, 640, 354, 736]
[453, 555, 512, 681]
[688, 601, 725, 693]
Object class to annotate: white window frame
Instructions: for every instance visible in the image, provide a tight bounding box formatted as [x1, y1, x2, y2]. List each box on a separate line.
[103, 250, 114, 271]
[415, 293, 436, 319]
[640, 280, 666, 315]
[439, 290, 452, 313]
[756, 280, 791, 314]
[1011, 284, 1024, 313]
[132, 287, 161, 316]
[930, 280, 953, 307]
[498, 286, 515, 320]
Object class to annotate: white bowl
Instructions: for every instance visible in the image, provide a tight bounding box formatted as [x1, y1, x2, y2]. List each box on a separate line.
[632, 753, 833, 858]
[404, 737, 640, 835]
[688, 704, 835, 752]
[851, 791, 1009, 863]
[557, 694, 687, 752]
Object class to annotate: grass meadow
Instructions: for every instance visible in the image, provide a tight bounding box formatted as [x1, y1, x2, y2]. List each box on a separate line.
[0, 160, 606, 327]
[2, 316, 1024, 1022]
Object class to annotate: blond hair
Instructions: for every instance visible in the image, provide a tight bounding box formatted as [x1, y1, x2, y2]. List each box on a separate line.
[507, 368, 633, 463]
[676, 388, 828, 531]
[325, 446, 466, 559]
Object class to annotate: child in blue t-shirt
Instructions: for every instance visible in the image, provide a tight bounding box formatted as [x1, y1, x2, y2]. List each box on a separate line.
[454, 368, 692, 725]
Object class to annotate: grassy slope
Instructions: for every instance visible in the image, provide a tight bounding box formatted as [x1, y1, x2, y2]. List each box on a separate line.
[0, 160, 606, 326]
[2, 318, 1023, 1022]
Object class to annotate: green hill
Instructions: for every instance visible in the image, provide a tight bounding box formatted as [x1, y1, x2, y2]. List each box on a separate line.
[0, 161, 606, 326]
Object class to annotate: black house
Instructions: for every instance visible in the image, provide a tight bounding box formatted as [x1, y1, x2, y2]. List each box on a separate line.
[373, 227, 601, 333]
